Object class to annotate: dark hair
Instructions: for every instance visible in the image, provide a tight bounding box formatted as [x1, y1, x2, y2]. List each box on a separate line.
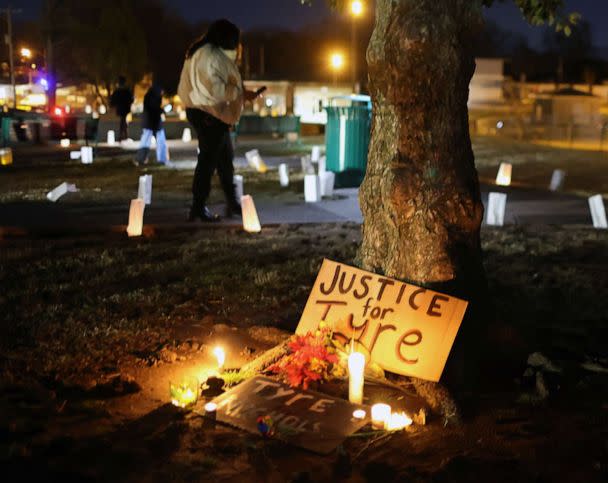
[186, 19, 240, 59]
[118, 75, 126, 86]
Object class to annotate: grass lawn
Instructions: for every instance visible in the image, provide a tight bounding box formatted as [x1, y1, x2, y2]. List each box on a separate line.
[1, 223, 607, 481]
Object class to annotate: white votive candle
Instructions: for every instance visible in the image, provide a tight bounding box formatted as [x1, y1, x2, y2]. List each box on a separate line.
[348, 351, 365, 404]
[371, 403, 391, 430]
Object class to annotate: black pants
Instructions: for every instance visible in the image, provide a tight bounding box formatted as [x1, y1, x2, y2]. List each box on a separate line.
[118, 115, 128, 141]
[186, 108, 237, 211]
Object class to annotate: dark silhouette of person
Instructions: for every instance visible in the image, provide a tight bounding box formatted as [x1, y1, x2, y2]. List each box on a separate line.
[178, 19, 260, 222]
[110, 76, 134, 141]
[134, 84, 169, 166]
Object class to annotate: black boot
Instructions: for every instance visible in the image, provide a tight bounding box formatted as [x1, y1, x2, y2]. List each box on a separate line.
[188, 206, 220, 222]
[225, 202, 242, 218]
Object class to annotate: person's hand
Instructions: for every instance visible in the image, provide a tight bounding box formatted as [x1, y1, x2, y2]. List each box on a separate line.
[244, 90, 258, 102]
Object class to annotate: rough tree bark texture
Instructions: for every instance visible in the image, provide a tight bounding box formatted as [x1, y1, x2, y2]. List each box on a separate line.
[358, 0, 488, 389]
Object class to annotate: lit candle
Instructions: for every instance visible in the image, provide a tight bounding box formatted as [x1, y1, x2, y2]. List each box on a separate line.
[348, 351, 365, 404]
[371, 403, 391, 430]
[213, 346, 225, 370]
[386, 411, 413, 431]
[170, 383, 198, 408]
[204, 402, 217, 414]
[352, 409, 366, 420]
[60, 138, 70, 148]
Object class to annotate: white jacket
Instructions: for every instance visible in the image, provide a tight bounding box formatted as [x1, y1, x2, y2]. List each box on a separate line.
[178, 44, 243, 125]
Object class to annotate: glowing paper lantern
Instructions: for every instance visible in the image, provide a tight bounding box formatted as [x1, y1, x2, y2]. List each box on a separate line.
[348, 352, 365, 404]
[279, 163, 289, 187]
[318, 156, 326, 176]
[46, 182, 77, 202]
[245, 149, 268, 173]
[304, 174, 321, 202]
[311, 146, 322, 163]
[589, 194, 608, 229]
[126, 199, 145, 237]
[213, 346, 226, 370]
[107, 130, 116, 145]
[319, 171, 335, 198]
[241, 195, 261, 233]
[234, 175, 244, 204]
[182, 128, 192, 143]
[138, 175, 152, 205]
[495, 162, 512, 186]
[386, 412, 413, 431]
[371, 403, 391, 430]
[80, 146, 93, 164]
[0, 148, 13, 166]
[549, 169, 566, 191]
[60, 138, 70, 148]
[486, 192, 507, 226]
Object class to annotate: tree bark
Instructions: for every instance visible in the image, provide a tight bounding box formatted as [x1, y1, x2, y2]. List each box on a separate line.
[358, 0, 488, 389]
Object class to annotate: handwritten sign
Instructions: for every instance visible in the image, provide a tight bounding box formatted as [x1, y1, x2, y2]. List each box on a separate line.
[211, 376, 368, 454]
[296, 260, 468, 382]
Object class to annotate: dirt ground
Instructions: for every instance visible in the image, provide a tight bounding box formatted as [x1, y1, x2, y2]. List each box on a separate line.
[1, 222, 607, 482]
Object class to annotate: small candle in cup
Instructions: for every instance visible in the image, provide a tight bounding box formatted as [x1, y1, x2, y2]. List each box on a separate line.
[352, 409, 366, 420]
[348, 351, 365, 404]
[386, 411, 413, 431]
[371, 403, 391, 430]
[204, 402, 217, 414]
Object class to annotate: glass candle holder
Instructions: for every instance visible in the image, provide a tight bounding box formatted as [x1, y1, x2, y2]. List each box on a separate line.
[170, 376, 199, 409]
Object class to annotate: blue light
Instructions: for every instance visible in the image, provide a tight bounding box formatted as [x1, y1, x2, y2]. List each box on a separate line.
[39, 78, 49, 90]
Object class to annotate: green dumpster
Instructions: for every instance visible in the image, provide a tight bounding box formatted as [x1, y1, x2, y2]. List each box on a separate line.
[325, 95, 372, 187]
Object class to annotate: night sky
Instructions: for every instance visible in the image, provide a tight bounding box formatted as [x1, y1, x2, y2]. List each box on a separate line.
[16, 0, 608, 56]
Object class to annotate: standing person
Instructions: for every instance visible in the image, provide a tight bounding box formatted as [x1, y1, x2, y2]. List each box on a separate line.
[134, 84, 169, 166]
[109, 76, 134, 141]
[178, 19, 261, 222]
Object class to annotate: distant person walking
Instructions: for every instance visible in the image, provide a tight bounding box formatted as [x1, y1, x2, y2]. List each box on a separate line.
[109, 76, 134, 141]
[134, 84, 169, 166]
[178, 19, 262, 222]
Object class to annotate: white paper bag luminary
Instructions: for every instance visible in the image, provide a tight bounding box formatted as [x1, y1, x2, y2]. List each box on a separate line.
[486, 192, 507, 226]
[107, 130, 116, 145]
[549, 169, 566, 191]
[318, 156, 327, 176]
[60, 138, 70, 148]
[46, 182, 78, 202]
[126, 199, 145, 237]
[279, 163, 289, 187]
[304, 174, 321, 202]
[495, 162, 512, 186]
[245, 149, 268, 173]
[319, 171, 335, 198]
[80, 146, 94, 164]
[241, 195, 261, 233]
[234, 175, 244, 204]
[182, 127, 192, 143]
[0, 147, 13, 166]
[138, 175, 153, 205]
[588, 194, 608, 229]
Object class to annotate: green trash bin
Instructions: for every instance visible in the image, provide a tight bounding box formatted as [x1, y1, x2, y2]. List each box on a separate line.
[325, 95, 372, 187]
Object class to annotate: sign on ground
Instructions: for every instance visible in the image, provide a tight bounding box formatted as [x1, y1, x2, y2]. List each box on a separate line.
[296, 260, 468, 382]
[211, 376, 368, 454]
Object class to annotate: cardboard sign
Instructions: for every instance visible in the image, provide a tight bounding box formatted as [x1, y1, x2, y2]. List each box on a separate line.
[296, 260, 468, 382]
[211, 376, 368, 454]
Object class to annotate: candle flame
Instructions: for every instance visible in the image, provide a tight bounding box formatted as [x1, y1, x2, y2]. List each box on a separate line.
[213, 346, 225, 369]
[386, 411, 413, 431]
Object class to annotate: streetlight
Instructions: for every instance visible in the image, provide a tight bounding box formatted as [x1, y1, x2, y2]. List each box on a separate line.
[330, 52, 344, 86]
[20, 47, 32, 59]
[350, 1, 364, 93]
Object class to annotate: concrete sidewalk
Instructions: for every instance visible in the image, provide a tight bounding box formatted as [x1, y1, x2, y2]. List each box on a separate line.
[0, 184, 596, 237]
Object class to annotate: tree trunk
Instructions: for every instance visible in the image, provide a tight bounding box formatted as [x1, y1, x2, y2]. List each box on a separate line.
[358, 0, 488, 389]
